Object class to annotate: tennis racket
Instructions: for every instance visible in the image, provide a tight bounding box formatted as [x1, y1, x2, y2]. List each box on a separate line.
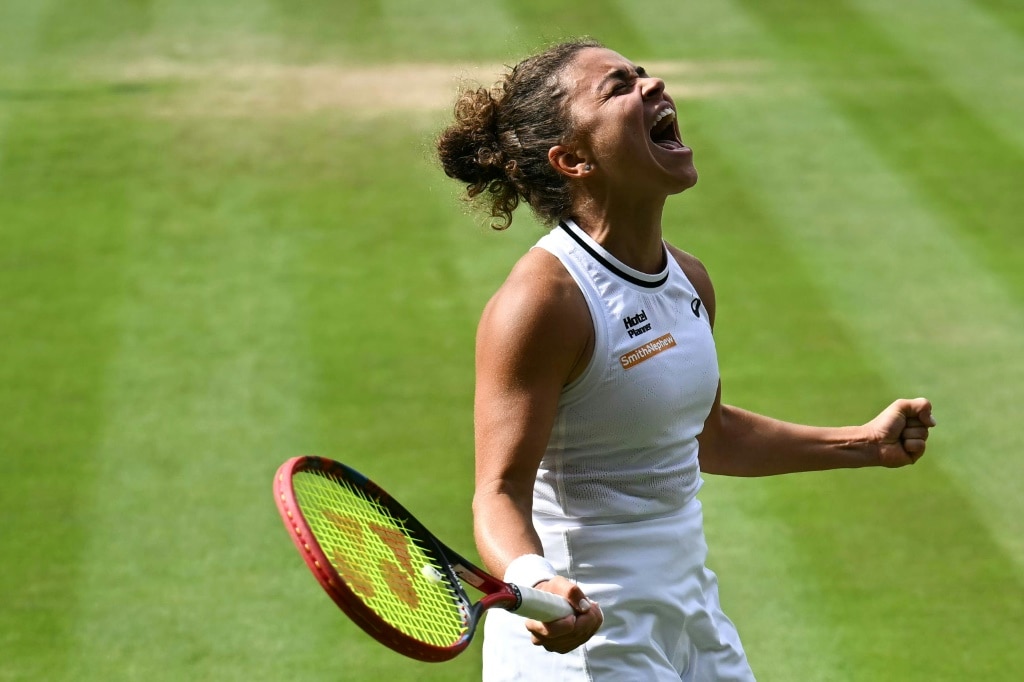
[273, 455, 574, 662]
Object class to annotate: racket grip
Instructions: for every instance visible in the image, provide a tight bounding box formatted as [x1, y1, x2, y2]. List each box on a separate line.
[511, 583, 577, 621]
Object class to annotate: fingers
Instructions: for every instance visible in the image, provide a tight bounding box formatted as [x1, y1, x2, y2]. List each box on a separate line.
[564, 582, 595, 614]
[904, 419, 934, 436]
[526, 602, 604, 653]
[901, 426, 930, 443]
[900, 397, 936, 460]
[901, 423, 931, 460]
[897, 397, 936, 427]
[903, 437, 927, 457]
[875, 397, 937, 467]
[524, 577, 603, 653]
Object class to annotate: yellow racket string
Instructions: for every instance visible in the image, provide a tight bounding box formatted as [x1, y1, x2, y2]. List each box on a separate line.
[293, 470, 468, 647]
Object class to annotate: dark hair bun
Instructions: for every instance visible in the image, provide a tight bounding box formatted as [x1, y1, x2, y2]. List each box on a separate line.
[439, 88, 504, 184]
[437, 87, 520, 228]
[436, 39, 601, 229]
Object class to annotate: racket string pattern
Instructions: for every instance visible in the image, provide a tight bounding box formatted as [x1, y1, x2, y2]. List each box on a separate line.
[291, 470, 469, 648]
[276, 457, 574, 661]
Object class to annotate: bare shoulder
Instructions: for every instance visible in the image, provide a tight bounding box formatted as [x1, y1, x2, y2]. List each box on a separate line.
[484, 248, 585, 323]
[478, 247, 592, 384]
[666, 242, 716, 328]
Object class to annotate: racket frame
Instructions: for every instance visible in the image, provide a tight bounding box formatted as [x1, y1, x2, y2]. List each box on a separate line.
[274, 455, 542, 662]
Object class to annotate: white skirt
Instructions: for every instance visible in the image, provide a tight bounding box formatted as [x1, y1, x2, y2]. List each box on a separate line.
[482, 497, 755, 681]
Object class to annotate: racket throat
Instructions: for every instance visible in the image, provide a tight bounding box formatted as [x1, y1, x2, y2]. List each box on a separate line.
[452, 563, 486, 588]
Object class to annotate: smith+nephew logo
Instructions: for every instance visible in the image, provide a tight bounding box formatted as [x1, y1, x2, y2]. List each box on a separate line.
[623, 309, 652, 338]
[620, 334, 676, 370]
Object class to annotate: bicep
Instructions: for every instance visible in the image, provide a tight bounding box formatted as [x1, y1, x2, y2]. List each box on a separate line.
[473, 255, 591, 498]
[471, 260, 590, 571]
[473, 325, 563, 497]
[699, 391, 766, 476]
[696, 381, 727, 473]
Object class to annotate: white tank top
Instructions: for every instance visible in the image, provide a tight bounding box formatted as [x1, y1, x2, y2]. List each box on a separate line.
[532, 219, 720, 524]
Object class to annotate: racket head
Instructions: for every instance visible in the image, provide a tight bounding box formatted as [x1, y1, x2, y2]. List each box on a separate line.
[274, 456, 485, 662]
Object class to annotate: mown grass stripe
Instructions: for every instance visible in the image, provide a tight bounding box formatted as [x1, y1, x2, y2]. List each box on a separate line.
[666, 145, 871, 681]
[851, 0, 1024, 156]
[266, 0, 516, 62]
[6, 1, 1022, 680]
[63, 122, 322, 681]
[676, 111, 1024, 680]
[737, 0, 1024, 306]
[268, 0, 387, 60]
[0, 0, 53, 74]
[687, 74, 1024, 682]
[726, 0, 1024, 570]
[0, 3, 141, 679]
[644, 3, 973, 677]
[971, 0, 1024, 41]
[0, 118, 129, 682]
[46, 3, 336, 677]
[35, 0, 153, 56]
[292, 114, 484, 680]
[378, 0, 516, 61]
[502, 0, 649, 56]
[704, 31, 1024, 601]
[701, 65, 1024, 563]
[0, 0, 51, 171]
[620, 0, 767, 61]
[298, 113, 485, 546]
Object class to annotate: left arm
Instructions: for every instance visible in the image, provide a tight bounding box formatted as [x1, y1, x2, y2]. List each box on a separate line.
[698, 387, 936, 476]
[668, 243, 936, 476]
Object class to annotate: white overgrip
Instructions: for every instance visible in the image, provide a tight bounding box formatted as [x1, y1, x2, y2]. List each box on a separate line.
[502, 553, 575, 620]
[512, 583, 576, 621]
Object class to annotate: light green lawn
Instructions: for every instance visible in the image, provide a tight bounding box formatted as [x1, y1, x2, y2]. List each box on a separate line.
[1, 1, 1021, 680]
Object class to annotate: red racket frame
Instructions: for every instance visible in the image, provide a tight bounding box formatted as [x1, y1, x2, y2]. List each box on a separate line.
[274, 456, 530, 662]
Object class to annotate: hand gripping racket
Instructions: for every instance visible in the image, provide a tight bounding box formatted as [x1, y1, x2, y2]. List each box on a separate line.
[273, 456, 574, 662]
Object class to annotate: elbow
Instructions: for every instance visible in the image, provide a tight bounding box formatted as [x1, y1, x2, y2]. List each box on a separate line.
[473, 479, 534, 520]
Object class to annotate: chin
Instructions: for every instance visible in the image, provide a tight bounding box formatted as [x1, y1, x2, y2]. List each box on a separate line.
[670, 168, 698, 194]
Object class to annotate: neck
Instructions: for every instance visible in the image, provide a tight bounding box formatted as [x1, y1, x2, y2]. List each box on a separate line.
[569, 195, 668, 274]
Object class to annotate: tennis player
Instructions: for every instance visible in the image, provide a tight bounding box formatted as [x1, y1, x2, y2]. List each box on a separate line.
[436, 39, 936, 681]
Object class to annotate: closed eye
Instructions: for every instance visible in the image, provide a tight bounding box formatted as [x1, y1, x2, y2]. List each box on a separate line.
[600, 67, 640, 97]
[602, 65, 650, 98]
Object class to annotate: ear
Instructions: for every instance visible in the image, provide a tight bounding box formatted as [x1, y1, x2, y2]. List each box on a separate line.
[548, 145, 592, 179]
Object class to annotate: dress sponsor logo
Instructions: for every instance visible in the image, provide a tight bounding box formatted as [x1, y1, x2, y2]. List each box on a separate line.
[623, 309, 652, 338]
[619, 333, 677, 370]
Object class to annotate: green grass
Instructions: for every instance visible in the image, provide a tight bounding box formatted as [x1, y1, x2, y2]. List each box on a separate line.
[2, 1, 1022, 680]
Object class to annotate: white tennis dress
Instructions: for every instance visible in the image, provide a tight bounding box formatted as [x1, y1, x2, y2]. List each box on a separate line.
[481, 220, 755, 681]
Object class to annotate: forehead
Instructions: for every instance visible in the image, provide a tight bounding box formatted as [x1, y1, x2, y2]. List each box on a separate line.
[566, 47, 637, 88]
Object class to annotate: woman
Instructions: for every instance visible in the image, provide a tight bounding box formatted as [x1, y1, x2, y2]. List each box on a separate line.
[436, 39, 935, 681]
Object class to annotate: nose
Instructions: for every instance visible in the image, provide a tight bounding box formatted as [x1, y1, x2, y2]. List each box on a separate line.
[640, 76, 666, 100]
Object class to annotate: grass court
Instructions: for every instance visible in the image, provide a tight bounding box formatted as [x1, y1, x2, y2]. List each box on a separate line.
[2, 0, 1022, 680]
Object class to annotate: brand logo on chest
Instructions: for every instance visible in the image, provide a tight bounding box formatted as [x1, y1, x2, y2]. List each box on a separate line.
[623, 309, 652, 338]
[620, 334, 676, 370]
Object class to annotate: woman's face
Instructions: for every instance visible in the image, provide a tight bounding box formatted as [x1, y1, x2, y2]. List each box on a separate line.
[560, 47, 697, 197]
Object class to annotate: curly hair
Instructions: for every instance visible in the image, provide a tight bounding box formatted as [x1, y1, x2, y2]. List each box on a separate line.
[436, 38, 602, 229]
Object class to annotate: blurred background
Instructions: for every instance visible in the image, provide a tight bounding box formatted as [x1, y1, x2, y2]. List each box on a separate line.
[2, 1, 1022, 680]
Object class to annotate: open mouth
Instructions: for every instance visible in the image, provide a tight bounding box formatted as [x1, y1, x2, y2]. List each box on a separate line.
[650, 108, 684, 151]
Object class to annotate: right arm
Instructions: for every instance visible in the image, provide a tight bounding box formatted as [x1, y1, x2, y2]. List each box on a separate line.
[473, 248, 603, 652]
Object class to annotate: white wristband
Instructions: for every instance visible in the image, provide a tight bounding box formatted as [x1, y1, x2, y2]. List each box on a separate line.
[503, 553, 557, 587]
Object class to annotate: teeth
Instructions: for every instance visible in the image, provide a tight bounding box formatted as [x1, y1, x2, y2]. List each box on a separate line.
[651, 108, 676, 130]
